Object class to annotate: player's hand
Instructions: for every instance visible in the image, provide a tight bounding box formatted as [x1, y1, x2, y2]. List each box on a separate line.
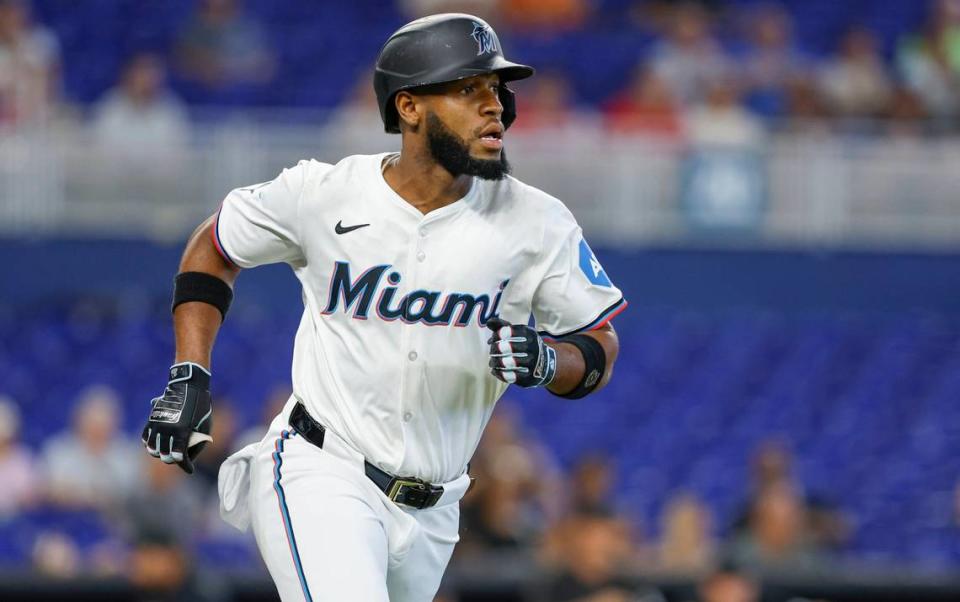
[486, 317, 557, 388]
[142, 362, 214, 474]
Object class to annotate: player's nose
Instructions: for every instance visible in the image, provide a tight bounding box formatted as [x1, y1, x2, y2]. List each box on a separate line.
[480, 90, 503, 120]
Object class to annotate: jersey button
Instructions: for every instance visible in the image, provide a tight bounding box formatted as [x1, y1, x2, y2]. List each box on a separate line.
[416, 251, 426, 262]
[418, 228, 427, 238]
[408, 351, 418, 361]
[403, 412, 413, 422]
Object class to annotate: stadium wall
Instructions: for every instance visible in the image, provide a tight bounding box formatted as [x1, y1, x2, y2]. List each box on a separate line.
[5, 239, 960, 314]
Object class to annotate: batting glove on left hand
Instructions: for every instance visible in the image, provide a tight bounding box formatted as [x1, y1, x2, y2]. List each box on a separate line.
[142, 362, 214, 474]
[486, 317, 557, 388]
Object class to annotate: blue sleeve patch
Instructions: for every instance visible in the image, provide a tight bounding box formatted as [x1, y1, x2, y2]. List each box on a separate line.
[578, 239, 612, 287]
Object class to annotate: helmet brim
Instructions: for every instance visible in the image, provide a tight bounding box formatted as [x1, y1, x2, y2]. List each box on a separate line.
[489, 58, 536, 82]
[440, 59, 535, 83]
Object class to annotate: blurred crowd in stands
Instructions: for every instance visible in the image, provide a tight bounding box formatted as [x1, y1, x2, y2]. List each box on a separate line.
[4, 0, 960, 144]
[6, 377, 943, 602]
[444, 404, 852, 602]
[4, 1, 960, 600]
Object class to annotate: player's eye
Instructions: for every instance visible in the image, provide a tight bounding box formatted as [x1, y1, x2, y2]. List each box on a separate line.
[461, 85, 475, 95]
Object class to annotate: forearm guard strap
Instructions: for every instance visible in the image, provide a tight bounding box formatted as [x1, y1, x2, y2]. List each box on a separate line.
[172, 272, 233, 321]
[553, 333, 607, 400]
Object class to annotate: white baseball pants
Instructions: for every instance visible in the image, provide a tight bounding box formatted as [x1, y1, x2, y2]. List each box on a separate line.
[218, 398, 471, 601]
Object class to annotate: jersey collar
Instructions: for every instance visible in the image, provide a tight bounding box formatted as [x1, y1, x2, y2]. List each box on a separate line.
[374, 153, 478, 222]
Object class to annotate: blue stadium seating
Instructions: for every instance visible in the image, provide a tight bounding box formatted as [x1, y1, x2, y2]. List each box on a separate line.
[28, 0, 932, 108]
[3, 299, 958, 568]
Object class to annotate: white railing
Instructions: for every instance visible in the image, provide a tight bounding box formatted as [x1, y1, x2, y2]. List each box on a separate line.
[3, 112, 960, 249]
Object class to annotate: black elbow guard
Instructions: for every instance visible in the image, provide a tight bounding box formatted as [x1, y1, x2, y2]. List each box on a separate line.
[172, 272, 233, 321]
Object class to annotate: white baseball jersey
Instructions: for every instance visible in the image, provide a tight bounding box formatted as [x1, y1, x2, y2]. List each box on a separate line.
[213, 152, 625, 484]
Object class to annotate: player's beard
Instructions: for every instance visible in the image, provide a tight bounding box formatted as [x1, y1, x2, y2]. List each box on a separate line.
[425, 112, 511, 181]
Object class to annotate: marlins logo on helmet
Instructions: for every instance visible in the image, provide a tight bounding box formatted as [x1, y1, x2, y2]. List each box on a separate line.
[471, 22, 499, 55]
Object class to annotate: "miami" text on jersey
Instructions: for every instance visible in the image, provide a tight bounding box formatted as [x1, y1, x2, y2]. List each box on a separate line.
[322, 261, 507, 327]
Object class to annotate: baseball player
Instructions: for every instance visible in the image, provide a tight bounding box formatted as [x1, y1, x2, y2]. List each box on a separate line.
[141, 13, 626, 602]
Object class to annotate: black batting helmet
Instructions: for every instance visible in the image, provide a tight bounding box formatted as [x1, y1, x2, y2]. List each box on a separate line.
[374, 13, 535, 134]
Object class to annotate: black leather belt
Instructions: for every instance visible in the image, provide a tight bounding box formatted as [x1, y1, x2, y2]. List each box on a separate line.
[288, 401, 444, 510]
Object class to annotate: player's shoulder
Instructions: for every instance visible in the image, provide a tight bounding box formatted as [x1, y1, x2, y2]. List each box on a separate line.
[284, 157, 333, 186]
[262, 158, 333, 196]
[297, 153, 389, 188]
[326, 152, 383, 174]
[479, 175, 578, 228]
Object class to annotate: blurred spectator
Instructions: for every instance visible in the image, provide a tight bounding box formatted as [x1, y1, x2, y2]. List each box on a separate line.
[128, 528, 226, 602]
[684, 78, 765, 149]
[782, 75, 828, 125]
[458, 404, 562, 554]
[461, 473, 535, 550]
[931, 0, 960, 68]
[818, 27, 893, 118]
[739, 4, 809, 118]
[501, 0, 589, 31]
[726, 481, 825, 573]
[541, 455, 647, 584]
[543, 514, 663, 602]
[695, 565, 759, 602]
[92, 53, 190, 165]
[650, 2, 731, 105]
[174, 0, 275, 91]
[0, 0, 59, 126]
[885, 86, 930, 138]
[400, 0, 500, 22]
[89, 53, 190, 199]
[656, 493, 715, 575]
[569, 454, 619, 517]
[897, 0, 960, 120]
[632, 0, 727, 37]
[122, 457, 207, 547]
[321, 71, 397, 155]
[512, 70, 583, 131]
[732, 440, 848, 551]
[32, 531, 81, 578]
[604, 65, 684, 141]
[41, 385, 143, 509]
[749, 439, 791, 493]
[0, 395, 39, 517]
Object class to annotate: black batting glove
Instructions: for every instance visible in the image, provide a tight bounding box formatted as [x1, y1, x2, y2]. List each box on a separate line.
[142, 362, 213, 474]
[486, 317, 557, 388]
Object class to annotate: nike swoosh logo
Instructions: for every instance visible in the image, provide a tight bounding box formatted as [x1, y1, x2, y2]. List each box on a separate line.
[335, 220, 370, 235]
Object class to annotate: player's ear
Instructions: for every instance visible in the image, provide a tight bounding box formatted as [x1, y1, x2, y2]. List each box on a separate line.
[394, 91, 421, 131]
